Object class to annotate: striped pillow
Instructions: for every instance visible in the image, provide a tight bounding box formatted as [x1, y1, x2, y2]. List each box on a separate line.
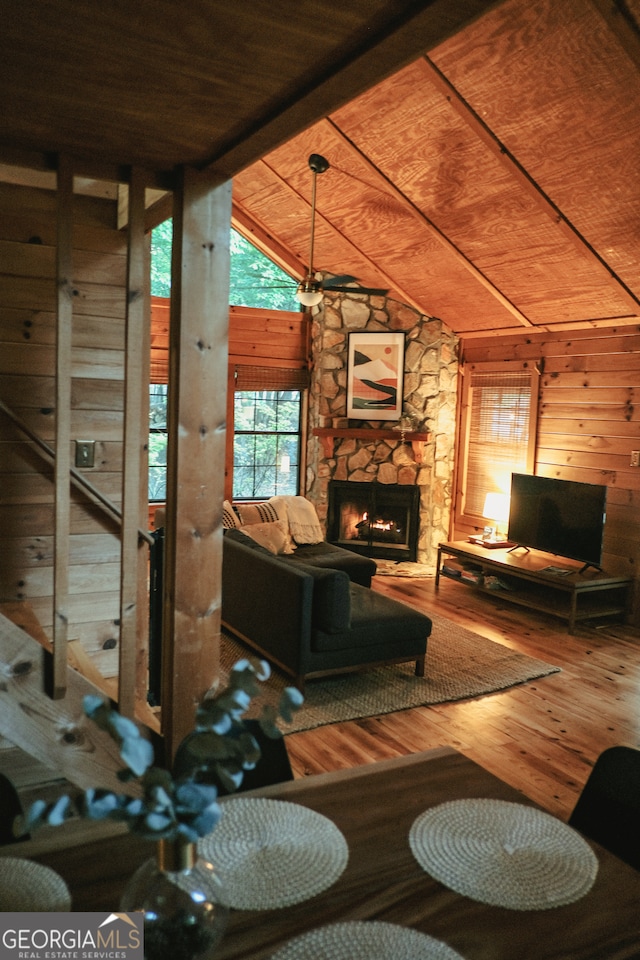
[236, 501, 280, 526]
[222, 500, 240, 529]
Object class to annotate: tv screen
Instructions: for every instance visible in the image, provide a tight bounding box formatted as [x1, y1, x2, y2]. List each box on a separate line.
[507, 474, 607, 568]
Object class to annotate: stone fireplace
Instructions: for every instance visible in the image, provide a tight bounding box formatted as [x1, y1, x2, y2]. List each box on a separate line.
[303, 286, 459, 567]
[327, 480, 420, 561]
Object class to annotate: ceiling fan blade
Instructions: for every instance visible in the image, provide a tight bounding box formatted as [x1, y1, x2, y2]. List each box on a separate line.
[323, 274, 358, 288]
[325, 285, 389, 296]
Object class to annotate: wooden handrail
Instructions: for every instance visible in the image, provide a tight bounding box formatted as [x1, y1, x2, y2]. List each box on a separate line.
[0, 399, 154, 546]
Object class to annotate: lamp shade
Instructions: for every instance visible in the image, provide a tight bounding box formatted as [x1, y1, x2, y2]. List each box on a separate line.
[483, 492, 510, 524]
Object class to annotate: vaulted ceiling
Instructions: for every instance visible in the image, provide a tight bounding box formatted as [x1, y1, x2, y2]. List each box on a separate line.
[1, 0, 639, 338]
[232, 0, 640, 337]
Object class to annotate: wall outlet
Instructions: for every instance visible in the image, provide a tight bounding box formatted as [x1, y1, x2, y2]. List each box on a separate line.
[631, 450, 640, 467]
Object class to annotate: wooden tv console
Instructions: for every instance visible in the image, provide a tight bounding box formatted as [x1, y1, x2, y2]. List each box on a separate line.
[436, 541, 632, 634]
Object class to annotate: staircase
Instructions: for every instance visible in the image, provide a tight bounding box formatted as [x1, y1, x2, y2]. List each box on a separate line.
[0, 602, 160, 797]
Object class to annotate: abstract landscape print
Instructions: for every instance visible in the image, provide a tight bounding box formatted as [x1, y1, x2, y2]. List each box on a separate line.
[346, 331, 405, 419]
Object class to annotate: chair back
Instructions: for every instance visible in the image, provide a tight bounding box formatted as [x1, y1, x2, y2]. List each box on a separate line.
[0, 772, 29, 844]
[569, 745, 640, 870]
[173, 718, 294, 796]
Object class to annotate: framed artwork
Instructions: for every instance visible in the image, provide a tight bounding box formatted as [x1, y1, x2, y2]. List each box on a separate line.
[346, 331, 405, 420]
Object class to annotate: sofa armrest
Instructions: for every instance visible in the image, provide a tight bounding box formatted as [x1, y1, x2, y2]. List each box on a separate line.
[222, 533, 315, 675]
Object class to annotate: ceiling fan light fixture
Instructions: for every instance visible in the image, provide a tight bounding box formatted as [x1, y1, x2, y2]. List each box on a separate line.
[296, 279, 323, 307]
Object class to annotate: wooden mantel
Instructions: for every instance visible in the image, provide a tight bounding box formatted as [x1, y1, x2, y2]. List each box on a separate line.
[312, 427, 431, 463]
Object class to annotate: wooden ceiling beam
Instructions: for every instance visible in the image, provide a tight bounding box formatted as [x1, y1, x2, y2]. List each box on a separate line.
[324, 118, 534, 326]
[419, 55, 640, 315]
[0, 145, 175, 192]
[459, 314, 640, 340]
[204, 0, 503, 180]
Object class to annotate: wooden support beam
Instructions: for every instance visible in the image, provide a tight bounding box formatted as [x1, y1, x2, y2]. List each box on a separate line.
[203, 0, 502, 179]
[52, 155, 73, 700]
[162, 169, 232, 760]
[118, 168, 148, 719]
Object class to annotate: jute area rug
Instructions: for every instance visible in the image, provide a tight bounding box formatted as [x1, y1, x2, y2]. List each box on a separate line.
[220, 612, 560, 734]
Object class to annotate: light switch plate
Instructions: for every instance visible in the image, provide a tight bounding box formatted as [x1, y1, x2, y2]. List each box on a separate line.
[75, 440, 95, 468]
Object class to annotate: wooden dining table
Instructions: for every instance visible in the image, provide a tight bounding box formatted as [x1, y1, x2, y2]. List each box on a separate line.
[3, 746, 639, 959]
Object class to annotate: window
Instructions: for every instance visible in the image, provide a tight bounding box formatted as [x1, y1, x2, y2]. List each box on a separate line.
[149, 383, 168, 502]
[148, 221, 306, 503]
[459, 364, 538, 523]
[233, 389, 301, 499]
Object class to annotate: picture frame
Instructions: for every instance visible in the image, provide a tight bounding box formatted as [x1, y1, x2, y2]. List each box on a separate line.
[346, 331, 406, 420]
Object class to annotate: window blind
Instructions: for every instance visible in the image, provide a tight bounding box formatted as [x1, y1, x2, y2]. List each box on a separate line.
[233, 364, 309, 391]
[464, 369, 534, 518]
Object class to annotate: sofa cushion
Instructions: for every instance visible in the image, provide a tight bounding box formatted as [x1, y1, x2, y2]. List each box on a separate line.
[284, 541, 376, 587]
[234, 501, 295, 553]
[292, 562, 351, 634]
[311, 583, 431, 652]
[239, 519, 295, 555]
[224, 528, 274, 557]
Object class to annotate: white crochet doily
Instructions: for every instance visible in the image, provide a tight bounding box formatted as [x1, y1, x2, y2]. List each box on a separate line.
[199, 797, 348, 910]
[0, 857, 72, 911]
[409, 798, 598, 911]
[269, 922, 466, 960]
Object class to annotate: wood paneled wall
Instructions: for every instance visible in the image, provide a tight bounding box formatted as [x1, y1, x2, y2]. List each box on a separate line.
[456, 326, 640, 623]
[0, 181, 128, 676]
[151, 297, 309, 377]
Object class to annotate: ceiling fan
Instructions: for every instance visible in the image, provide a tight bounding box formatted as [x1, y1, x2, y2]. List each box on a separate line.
[295, 153, 389, 306]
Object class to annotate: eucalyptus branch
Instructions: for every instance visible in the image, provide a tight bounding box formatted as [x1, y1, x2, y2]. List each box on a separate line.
[22, 658, 303, 842]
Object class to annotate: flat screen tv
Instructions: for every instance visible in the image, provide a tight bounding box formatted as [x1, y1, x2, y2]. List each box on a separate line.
[507, 473, 607, 569]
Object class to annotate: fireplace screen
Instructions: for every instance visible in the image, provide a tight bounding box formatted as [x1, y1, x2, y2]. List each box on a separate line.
[327, 481, 420, 561]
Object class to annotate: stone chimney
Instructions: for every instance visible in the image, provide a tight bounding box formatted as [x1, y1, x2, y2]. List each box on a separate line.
[304, 287, 459, 566]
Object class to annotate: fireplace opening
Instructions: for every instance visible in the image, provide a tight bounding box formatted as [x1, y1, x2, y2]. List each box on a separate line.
[327, 480, 420, 561]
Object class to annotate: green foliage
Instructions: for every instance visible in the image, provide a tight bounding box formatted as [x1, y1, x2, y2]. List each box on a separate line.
[150, 220, 297, 311]
[24, 660, 303, 843]
[229, 231, 297, 310]
[150, 220, 172, 298]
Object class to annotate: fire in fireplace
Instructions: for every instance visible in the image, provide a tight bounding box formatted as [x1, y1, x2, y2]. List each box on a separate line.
[327, 480, 420, 561]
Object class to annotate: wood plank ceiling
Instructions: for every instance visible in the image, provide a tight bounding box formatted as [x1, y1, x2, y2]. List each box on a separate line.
[232, 0, 640, 337]
[1, 0, 638, 338]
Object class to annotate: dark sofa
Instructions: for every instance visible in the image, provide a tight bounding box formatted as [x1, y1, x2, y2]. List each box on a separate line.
[222, 529, 431, 690]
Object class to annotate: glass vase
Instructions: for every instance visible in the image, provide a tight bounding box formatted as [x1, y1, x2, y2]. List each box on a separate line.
[120, 838, 229, 960]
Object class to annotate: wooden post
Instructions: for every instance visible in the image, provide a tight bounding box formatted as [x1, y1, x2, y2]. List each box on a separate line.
[52, 155, 73, 700]
[119, 168, 149, 718]
[162, 168, 231, 759]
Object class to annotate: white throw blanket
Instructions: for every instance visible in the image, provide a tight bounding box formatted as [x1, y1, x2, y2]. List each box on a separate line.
[270, 495, 324, 544]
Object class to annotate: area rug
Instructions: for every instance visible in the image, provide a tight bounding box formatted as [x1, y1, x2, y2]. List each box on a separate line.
[374, 560, 436, 577]
[219, 612, 560, 734]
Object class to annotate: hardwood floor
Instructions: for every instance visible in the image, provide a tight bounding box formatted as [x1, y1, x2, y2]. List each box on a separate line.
[285, 572, 640, 821]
